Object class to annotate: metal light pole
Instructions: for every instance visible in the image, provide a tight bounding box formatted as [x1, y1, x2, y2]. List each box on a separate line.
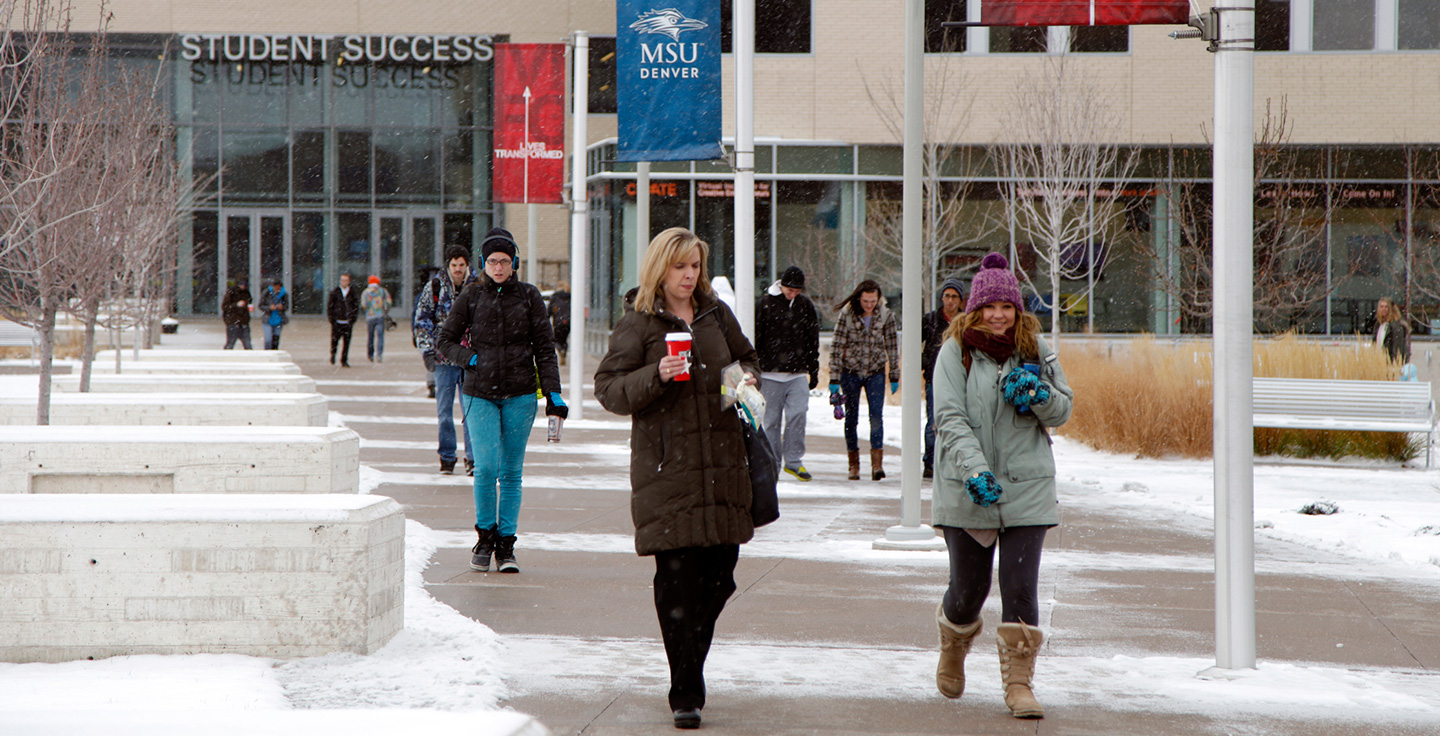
[1207, 1, 1257, 674]
[733, 0, 756, 338]
[568, 31, 589, 421]
[878, 0, 941, 550]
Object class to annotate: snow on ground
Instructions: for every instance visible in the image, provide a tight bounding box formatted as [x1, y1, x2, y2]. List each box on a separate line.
[2, 390, 1439, 729]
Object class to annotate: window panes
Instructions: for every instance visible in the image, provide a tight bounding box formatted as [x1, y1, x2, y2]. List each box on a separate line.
[191, 212, 219, 314]
[331, 63, 371, 125]
[776, 146, 851, 175]
[991, 27, 1048, 53]
[336, 212, 372, 282]
[290, 64, 326, 126]
[445, 213, 478, 256]
[589, 36, 617, 114]
[337, 130, 372, 204]
[375, 129, 441, 205]
[443, 130, 477, 207]
[219, 62, 289, 126]
[1071, 26, 1128, 53]
[1400, 0, 1440, 49]
[182, 125, 219, 194]
[374, 67, 441, 127]
[1313, 0, 1374, 50]
[442, 64, 482, 127]
[293, 130, 326, 204]
[184, 61, 220, 123]
[1256, 0, 1291, 51]
[721, 0, 812, 53]
[221, 129, 288, 204]
[925, 0, 968, 53]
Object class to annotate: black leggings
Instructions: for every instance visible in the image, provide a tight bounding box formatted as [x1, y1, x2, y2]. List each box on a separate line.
[654, 545, 739, 711]
[941, 525, 1048, 627]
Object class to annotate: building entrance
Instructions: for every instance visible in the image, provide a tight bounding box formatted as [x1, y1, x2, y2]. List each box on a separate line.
[376, 213, 440, 317]
[219, 210, 290, 304]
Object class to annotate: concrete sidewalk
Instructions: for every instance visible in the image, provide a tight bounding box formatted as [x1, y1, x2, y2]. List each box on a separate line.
[196, 315, 1440, 735]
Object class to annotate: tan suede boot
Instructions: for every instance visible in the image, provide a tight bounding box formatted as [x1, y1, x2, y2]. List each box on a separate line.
[996, 622, 1045, 718]
[870, 448, 886, 481]
[847, 450, 861, 480]
[936, 605, 982, 699]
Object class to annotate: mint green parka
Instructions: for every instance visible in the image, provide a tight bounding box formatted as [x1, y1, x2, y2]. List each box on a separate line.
[931, 334, 1073, 529]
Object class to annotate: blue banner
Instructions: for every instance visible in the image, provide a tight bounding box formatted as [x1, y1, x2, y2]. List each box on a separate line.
[617, 0, 724, 162]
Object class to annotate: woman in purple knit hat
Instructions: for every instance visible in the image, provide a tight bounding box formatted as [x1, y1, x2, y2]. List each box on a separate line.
[928, 253, 1073, 720]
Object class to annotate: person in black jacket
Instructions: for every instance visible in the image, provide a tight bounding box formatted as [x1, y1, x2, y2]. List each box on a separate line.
[327, 273, 361, 367]
[221, 278, 253, 350]
[922, 278, 966, 478]
[548, 281, 571, 364]
[755, 265, 820, 480]
[437, 227, 566, 575]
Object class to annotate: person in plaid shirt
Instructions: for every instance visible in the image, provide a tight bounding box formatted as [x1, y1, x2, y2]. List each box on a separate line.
[827, 279, 899, 481]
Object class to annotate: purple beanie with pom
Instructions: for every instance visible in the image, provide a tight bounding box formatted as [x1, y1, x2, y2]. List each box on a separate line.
[965, 253, 1024, 314]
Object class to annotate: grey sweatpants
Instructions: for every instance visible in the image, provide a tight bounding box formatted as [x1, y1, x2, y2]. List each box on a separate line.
[761, 375, 809, 470]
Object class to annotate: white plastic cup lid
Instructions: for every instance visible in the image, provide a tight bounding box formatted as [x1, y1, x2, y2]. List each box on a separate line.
[665, 332, 690, 342]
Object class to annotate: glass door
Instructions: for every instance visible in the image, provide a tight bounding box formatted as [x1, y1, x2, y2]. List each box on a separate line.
[376, 213, 440, 317]
[220, 210, 291, 309]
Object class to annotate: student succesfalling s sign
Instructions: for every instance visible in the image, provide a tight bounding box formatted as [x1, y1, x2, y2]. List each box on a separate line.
[615, 0, 723, 162]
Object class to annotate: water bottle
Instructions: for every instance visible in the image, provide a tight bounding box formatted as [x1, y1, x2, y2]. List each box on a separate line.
[547, 415, 563, 443]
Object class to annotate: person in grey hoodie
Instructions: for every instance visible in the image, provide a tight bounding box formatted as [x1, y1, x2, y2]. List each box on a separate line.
[921, 277, 966, 479]
[930, 253, 1072, 721]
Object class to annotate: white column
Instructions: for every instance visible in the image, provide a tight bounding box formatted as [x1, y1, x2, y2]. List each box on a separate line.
[733, 0, 756, 338]
[568, 32, 589, 421]
[879, 0, 940, 549]
[526, 204, 538, 284]
[1208, 1, 1257, 674]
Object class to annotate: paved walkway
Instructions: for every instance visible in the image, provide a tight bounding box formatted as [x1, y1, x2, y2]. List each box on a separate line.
[192, 316, 1440, 735]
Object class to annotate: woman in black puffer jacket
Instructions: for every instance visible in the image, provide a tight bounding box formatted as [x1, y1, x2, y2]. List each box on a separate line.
[437, 228, 565, 575]
[594, 227, 759, 730]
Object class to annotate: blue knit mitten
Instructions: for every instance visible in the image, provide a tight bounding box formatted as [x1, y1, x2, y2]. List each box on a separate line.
[965, 471, 1003, 507]
[1001, 367, 1050, 408]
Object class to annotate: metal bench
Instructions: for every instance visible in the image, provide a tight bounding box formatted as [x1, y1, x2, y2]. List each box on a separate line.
[0, 320, 37, 354]
[1252, 377, 1436, 466]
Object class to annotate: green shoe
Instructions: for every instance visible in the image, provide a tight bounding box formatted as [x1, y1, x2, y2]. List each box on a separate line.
[784, 465, 812, 481]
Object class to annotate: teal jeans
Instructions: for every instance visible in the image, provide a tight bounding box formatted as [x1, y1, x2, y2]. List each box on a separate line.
[462, 392, 538, 536]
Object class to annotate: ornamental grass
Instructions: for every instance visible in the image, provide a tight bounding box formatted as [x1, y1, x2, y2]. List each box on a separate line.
[1060, 332, 1423, 463]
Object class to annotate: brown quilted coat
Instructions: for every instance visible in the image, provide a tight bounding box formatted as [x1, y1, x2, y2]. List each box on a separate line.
[594, 289, 760, 556]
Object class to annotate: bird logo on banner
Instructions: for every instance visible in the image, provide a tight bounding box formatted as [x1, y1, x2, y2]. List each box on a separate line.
[628, 8, 709, 41]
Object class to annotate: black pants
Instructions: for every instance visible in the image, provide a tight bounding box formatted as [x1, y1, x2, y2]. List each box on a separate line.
[653, 544, 739, 711]
[941, 525, 1048, 627]
[330, 322, 353, 364]
[224, 324, 251, 350]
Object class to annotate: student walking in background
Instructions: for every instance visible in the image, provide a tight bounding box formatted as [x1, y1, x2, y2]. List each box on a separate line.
[326, 273, 360, 367]
[221, 278, 253, 350]
[437, 228, 565, 575]
[594, 227, 760, 731]
[362, 275, 394, 363]
[828, 279, 899, 481]
[548, 280, 571, 364]
[1374, 297, 1411, 365]
[415, 248, 477, 475]
[260, 278, 288, 350]
[921, 278, 966, 479]
[930, 253, 1073, 720]
[755, 265, 820, 481]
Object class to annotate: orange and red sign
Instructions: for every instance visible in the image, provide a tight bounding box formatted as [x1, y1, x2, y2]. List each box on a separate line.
[493, 43, 566, 204]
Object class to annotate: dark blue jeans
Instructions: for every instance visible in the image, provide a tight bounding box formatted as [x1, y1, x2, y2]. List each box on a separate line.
[839, 371, 885, 451]
[924, 379, 936, 467]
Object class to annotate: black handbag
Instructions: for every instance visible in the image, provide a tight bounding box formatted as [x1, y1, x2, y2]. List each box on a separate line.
[744, 421, 780, 528]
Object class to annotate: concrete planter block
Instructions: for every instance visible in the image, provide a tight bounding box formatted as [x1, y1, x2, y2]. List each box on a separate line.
[53, 374, 317, 394]
[0, 393, 328, 427]
[95, 349, 293, 363]
[0, 426, 359, 494]
[90, 361, 303, 375]
[0, 494, 405, 663]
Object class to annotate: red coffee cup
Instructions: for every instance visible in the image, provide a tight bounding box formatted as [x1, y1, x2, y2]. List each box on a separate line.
[665, 332, 692, 382]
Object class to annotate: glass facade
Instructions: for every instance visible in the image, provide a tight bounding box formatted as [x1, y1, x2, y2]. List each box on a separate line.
[589, 140, 1440, 337]
[117, 33, 502, 316]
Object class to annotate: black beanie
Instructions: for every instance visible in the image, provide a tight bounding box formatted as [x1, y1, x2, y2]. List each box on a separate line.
[780, 266, 805, 289]
[480, 227, 518, 261]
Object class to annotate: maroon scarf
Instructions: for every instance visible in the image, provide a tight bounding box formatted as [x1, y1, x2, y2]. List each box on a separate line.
[962, 327, 1016, 367]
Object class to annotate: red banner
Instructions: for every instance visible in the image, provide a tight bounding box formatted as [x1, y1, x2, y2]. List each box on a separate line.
[982, 0, 1189, 26]
[493, 44, 566, 204]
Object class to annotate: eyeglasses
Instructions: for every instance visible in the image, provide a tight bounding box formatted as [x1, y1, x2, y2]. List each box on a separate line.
[485, 257, 513, 267]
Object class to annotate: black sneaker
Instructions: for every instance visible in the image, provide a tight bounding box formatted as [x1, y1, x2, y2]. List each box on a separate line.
[470, 525, 496, 572]
[923, 463, 933, 479]
[495, 535, 519, 573]
[464, 458, 475, 477]
[427, 385, 436, 399]
[439, 459, 456, 475]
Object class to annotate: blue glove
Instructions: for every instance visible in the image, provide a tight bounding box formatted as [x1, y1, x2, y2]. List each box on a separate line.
[965, 471, 1003, 508]
[829, 382, 840, 397]
[890, 381, 899, 394]
[467, 354, 477, 367]
[1001, 366, 1050, 408]
[545, 391, 568, 419]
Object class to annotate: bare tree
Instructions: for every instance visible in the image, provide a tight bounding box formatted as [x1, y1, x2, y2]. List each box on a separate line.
[994, 55, 1140, 347]
[1144, 98, 1338, 332]
[857, 49, 996, 307]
